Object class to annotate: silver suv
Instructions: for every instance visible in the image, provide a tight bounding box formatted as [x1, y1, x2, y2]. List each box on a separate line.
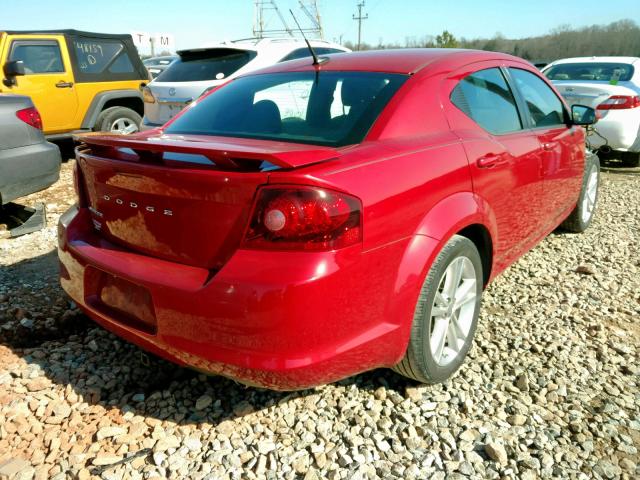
[141, 38, 349, 130]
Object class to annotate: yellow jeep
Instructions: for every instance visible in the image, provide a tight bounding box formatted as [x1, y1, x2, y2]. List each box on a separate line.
[0, 30, 149, 137]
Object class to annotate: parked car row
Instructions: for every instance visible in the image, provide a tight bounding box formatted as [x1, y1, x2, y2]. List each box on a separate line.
[0, 27, 633, 389]
[2, 29, 637, 166]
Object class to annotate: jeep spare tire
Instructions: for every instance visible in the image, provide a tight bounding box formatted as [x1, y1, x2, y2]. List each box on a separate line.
[95, 106, 142, 135]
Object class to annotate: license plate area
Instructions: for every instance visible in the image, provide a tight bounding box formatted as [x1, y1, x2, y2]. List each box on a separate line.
[85, 267, 157, 334]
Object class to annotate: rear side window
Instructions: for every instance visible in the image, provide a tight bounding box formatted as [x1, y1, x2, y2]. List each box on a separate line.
[73, 39, 134, 74]
[544, 62, 634, 82]
[9, 40, 64, 74]
[156, 50, 257, 82]
[510, 68, 566, 128]
[451, 68, 522, 135]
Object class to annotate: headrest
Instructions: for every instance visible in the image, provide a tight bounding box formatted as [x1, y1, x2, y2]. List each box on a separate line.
[246, 100, 282, 133]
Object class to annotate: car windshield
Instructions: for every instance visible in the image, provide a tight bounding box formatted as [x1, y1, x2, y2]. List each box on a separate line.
[164, 71, 408, 147]
[544, 62, 634, 82]
[155, 49, 257, 82]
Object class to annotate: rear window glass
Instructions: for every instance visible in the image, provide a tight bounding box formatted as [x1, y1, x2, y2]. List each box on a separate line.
[73, 39, 134, 74]
[164, 71, 407, 147]
[155, 50, 257, 82]
[544, 62, 634, 82]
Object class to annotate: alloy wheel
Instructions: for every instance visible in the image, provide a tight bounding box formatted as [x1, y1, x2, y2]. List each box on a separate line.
[429, 256, 478, 366]
[109, 117, 139, 135]
[581, 165, 598, 223]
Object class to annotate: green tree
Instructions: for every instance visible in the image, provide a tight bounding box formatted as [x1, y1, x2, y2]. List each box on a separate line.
[435, 30, 459, 48]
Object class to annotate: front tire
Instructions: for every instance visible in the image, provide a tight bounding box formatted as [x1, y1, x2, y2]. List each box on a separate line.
[561, 151, 600, 233]
[94, 106, 142, 134]
[393, 235, 483, 384]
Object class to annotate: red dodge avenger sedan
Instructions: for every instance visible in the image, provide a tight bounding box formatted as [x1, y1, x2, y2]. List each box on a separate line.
[58, 49, 599, 390]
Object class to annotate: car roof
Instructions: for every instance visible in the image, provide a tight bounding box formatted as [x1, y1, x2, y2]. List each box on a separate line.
[549, 56, 640, 65]
[249, 48, 526, 75]
[179, 37, 348, 55]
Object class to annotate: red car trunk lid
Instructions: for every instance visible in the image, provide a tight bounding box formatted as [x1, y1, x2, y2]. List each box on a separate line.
[75, 133, 340, 269]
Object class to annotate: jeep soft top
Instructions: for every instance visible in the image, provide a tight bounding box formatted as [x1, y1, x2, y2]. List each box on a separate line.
[1, 30, 148, 82]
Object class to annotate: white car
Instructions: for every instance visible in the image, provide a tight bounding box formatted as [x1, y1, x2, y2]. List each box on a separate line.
[141, 38, 350, 130]
[543, 56, 640, 167]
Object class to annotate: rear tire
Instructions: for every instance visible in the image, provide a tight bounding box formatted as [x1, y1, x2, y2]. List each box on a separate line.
[393, 235, 483, 384]
[620, 151, 640, 168]
[561, 152, 600, 233]
[94, 106, 142, 134]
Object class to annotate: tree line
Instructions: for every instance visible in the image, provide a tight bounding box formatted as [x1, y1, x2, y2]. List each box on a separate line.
[343, 20, 640, 62]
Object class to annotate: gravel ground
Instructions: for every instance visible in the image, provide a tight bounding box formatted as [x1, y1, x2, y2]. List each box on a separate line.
[0, 159, 638, 480]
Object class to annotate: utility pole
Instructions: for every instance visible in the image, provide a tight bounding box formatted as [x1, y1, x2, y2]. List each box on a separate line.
[352, 1, 368, 50]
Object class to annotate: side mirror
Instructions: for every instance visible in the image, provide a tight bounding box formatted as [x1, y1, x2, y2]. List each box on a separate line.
[3, 60, 25, 87]
[4, 60, 25, 77]
[571, 104, 597, 126]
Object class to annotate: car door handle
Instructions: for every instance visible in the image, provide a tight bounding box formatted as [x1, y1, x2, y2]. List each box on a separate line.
[542, 142, 557, 151]
[476, 154, 503, 168]
[56, 81, 73, 88]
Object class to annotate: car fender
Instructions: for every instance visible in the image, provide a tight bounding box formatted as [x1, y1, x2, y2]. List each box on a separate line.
[383, 191, 498, 362]
[81, 90, 143, 129]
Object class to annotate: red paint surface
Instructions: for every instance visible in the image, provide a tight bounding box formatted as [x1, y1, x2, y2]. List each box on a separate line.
[59, 49, 586, 390]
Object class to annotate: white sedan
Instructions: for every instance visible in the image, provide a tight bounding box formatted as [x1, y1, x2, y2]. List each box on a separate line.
[543, 56, 640, 167]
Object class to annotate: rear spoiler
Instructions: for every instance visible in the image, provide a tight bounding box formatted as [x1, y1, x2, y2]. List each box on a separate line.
[74, 132, 340, 170]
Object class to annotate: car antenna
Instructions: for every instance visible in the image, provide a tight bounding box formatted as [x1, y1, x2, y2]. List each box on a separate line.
[289, 9, 326, 67]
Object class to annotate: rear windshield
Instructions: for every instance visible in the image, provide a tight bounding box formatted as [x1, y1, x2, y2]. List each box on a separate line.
[155, 49, 257, 82]
[544, 62, 635, 82]
[164, 71, 407, 147]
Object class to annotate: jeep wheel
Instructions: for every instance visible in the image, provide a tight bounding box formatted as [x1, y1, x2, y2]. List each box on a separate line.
[95, 107, 142, 135]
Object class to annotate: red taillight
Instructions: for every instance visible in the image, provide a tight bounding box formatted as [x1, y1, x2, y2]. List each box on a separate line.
[596, 95, 640, 110]
[16, 106, 43, 130]
[243, 186, 362, 251]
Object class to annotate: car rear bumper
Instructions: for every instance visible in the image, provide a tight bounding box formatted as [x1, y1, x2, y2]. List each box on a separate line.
[57, 206, 420, 390]
[0, 141, 61, 204]
[588, 109, 640, 152]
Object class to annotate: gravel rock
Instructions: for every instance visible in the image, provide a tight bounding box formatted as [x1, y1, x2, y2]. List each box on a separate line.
[195, 394, 213, 411]
[484, 442, 508, 465]
[96, 426, 127, 440]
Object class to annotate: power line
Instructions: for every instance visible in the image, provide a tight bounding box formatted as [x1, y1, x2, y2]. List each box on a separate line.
[352, 1, 368, 50]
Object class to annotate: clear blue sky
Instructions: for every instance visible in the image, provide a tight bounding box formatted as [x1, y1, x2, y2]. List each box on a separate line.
[3, 0, 639, 53]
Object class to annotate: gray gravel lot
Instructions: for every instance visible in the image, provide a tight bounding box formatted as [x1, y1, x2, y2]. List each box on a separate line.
[0, 159, 638, 480]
